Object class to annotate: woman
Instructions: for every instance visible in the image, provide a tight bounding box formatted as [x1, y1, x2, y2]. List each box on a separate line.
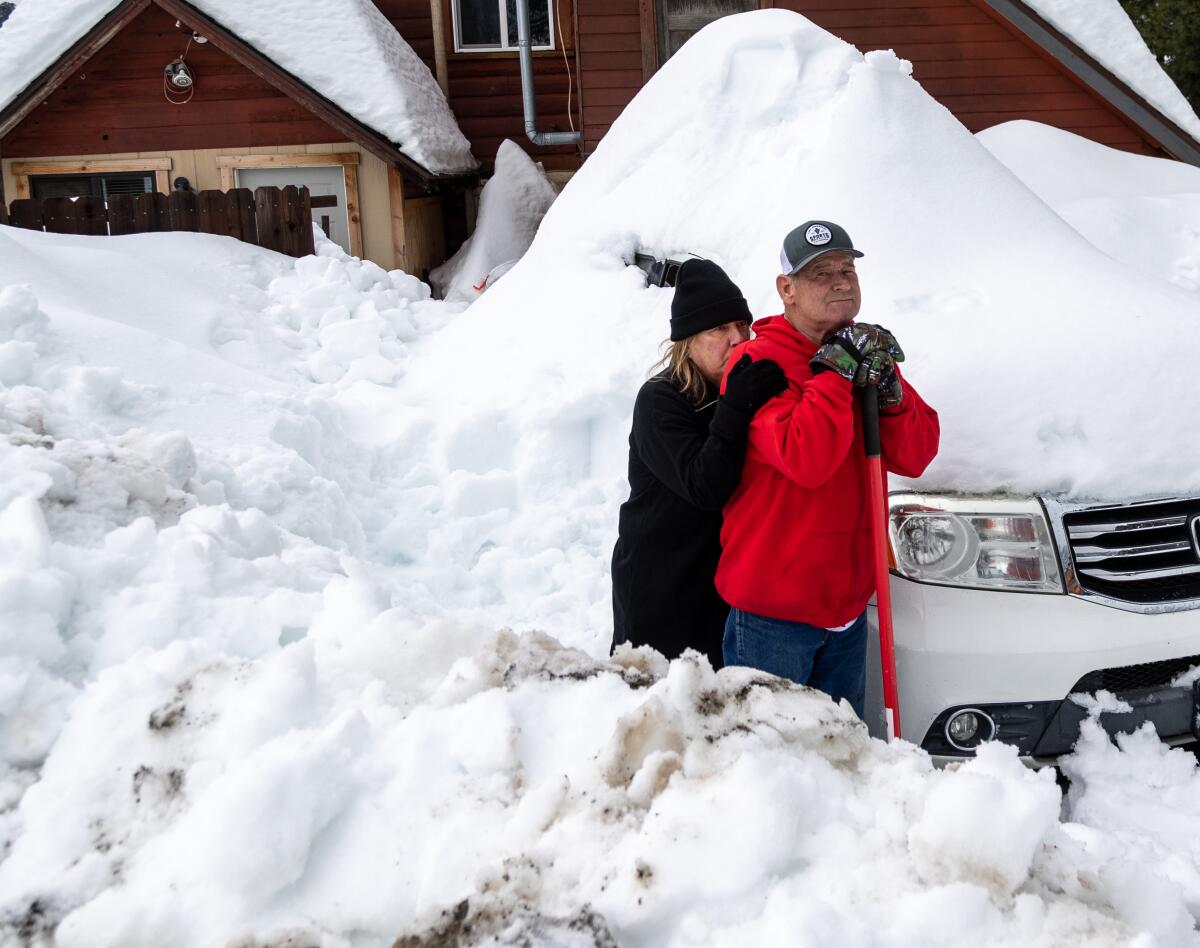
[611, 258, 786, 669]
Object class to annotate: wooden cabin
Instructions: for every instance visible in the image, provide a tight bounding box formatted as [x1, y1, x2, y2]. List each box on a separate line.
[3, 0, 1198, 280]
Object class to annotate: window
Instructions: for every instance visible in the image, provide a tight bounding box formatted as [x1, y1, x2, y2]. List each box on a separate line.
[453, 0, 553, 52]
[30, 171, 155, 201]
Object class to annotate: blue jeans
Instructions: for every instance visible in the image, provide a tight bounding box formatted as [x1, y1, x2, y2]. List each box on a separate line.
[723, 608, 867, 718]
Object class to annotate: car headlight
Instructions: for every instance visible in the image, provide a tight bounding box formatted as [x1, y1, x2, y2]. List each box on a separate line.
[888, 494, 1064, 593]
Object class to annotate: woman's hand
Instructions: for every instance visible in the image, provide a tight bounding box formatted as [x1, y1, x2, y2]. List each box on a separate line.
[722, 355, 787, 416]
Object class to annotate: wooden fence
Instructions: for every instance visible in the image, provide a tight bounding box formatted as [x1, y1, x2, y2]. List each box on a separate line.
[0, 185, 315, 258]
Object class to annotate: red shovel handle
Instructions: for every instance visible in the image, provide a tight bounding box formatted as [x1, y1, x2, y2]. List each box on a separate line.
[860, 387, 902, 740]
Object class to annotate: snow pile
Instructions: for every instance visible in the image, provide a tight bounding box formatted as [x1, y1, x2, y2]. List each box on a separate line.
[5, 8, 1200, 946]
[408, 9, 1200, 502]
[1023, 0, 1200, 140]
[431, 140, 560, 301]
[979, 120, 1200, 294]
[0, 0, 475, 176]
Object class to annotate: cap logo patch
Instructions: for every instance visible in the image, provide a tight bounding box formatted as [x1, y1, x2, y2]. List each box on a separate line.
[805, 224, 832, 246]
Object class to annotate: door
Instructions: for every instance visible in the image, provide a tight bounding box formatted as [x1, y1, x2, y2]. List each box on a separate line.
[656, 0, 757, 63]
[237, 165, 351, 255]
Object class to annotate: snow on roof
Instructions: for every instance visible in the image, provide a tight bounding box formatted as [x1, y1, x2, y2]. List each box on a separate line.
[407, 8, 1200, 502]
[0, 0, 124, 113]
[0, 0, 476, 176]
[1021, 0, 1200, 141]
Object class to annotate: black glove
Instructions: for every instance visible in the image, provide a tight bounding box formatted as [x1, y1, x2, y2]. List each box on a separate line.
[810, 329, 894, 387]
[722, 354, 787, 415]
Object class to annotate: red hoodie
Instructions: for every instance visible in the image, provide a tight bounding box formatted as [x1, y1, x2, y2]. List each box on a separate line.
[717, 315, 940, 627]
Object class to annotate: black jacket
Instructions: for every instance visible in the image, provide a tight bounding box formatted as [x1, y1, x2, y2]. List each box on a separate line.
[611, 374, 751, 668]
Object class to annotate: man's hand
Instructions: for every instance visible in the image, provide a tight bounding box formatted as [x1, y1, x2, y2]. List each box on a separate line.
[878, 368, 904, 410]
[810, 328, 894, 386]
[723, 355, 788, 415]
[847, 323, 905, 364]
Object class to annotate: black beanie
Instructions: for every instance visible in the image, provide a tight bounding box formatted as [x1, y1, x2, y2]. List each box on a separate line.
[669, 259, 752, 342]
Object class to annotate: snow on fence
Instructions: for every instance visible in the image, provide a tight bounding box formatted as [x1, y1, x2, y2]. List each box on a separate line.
[0, 185, 316, 258]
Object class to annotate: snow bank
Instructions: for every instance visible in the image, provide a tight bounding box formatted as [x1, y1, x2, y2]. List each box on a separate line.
[5, 9, 1200, 946]
[409, 9, 1200, 502]
[0, 0, 475, 176]
[1023, 0, 1200, 141]
[431, 140, 560, 301]
[979, 120, 1200, 294]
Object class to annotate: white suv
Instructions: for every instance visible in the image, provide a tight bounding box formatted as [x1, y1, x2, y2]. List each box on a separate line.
[867, 493, 1200, 762]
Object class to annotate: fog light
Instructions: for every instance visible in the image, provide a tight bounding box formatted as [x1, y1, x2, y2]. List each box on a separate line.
[944, 708, 996, 751]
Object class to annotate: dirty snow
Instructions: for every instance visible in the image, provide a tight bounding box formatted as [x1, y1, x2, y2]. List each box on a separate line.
[2, 9, 1200, 948]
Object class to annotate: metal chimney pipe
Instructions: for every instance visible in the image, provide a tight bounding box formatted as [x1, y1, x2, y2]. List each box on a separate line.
[515, 0, 580, 147]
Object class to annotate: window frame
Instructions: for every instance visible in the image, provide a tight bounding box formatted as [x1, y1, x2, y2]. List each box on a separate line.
[11, 158, 172, 200]
[450, 0, 555, 54]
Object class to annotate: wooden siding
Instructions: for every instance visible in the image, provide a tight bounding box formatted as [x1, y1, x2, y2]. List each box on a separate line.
[577, 0, 644, 152]
[0, 6, 346, 158]
[373, 0, 583, 172]
[776, 0, 1158, 153]
[572, 0, 1164, 156]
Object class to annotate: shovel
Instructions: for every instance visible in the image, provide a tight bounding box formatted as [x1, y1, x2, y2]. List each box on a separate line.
[860, 385, 902, 740]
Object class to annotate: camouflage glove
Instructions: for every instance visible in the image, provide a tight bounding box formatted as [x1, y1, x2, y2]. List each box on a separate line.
[878, 368, 904, 411]
[810, 328, 895, 387]
[844, 323, 905, 363]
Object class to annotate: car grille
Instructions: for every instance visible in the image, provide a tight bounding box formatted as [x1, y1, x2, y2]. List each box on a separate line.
[1072, 653, 1200, 694]
[1063, 497, 1200, 604]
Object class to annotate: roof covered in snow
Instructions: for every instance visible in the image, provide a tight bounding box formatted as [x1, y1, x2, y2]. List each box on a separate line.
[1016, 0, 1200, 141]
[0, 0, 476, 176]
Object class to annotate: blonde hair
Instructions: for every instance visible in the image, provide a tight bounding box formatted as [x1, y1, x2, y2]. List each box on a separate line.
[651, 337, 708, 406]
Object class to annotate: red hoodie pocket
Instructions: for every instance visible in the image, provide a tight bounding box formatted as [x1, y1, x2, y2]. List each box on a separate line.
[769, 529, 856, 622]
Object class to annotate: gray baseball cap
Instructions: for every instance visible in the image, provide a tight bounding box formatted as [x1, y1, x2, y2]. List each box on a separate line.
[780, 220, 864, 275]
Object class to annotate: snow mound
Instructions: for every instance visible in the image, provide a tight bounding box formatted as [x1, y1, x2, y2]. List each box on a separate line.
[409, 9, 1200, 502]
[431, 139, 560, 302]
[979, 120, 1200, 294]
[1023, 0, 1200, 141]
[0, 0, 475, 175]
[5, 10, 1200, 946]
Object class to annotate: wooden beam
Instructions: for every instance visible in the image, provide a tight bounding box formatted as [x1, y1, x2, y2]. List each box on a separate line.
[430, 0, 450, 97]
[388, 165, 408, 273]
[215, 153, 359, 170]
[638, 0, 657, 85]
[0, 0, 152, 141]
[11, 158, 173, 175]
[342, 159, 363, 259]
[154, 0, 473, 187]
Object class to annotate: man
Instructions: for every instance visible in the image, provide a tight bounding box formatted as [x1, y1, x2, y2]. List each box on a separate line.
[717, 220, 939, 717]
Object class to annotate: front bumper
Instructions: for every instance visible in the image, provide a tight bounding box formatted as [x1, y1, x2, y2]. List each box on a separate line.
[864, 576, 1200, 759]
